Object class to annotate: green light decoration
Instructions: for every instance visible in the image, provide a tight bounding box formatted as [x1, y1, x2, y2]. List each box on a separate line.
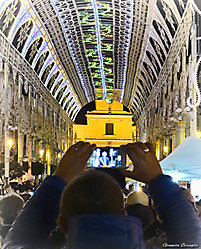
[97, 2, 112, 17]
[85, 49, 97, 57]
[97, 1, 113, 91]
[106, 85, 113, 90]
[103, 44, 113, 52]
[79, 0, 114, 100]
[104, 68, 112, 75]
[89, 62, 100, 68]
[92, 71, 102, 78]
[107, 92, 113, 96]
[106, 78, 113, 83]
[83, 33, 96, 43]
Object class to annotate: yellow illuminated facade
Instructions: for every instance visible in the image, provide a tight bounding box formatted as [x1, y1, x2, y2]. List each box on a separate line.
[73, 100, 135, 147]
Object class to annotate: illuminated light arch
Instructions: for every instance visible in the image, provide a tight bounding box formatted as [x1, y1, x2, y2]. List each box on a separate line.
[66, 98, 75, 113]
[193, 0, 201, 14]
[46, 71, 60, 91]
[69, 105, 77, 119]
[68, 102, 77, 116]
[152, 20, 171, 53]
[140, 71, 152, 92]
[65, 98, 74, 113]
[0, 0, 21, 37]
[138, 78, 150, 98]
[8, 5, 32, 42]
[12, 20, 33, 53]
[136, 85, 147, 100]
[156, 0, 178, 38]
[61, 92, 71, 108]
[71, 108, 79, 122]
[149, 37, 166, 66]
[133, 96, 143, 111]
[187, 57, 201, 108]
[52, 78, 63, 96]
[143, 62, 157, 84]
[50, 74, 63, 93]
[64, 95, 73, 111]
[41, 62, 55, 84]
[53, 0, 95, 102]
[34, 51, 50, 75]
[56, 85, 67, 103]
[146, 50, 161, 76]
[0, 0, 82, 115]
[25, 37, 43, 65]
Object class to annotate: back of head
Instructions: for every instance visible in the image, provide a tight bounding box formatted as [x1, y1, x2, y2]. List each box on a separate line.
[0, 193, 24, 225]
[125, 191, 154, 228]
[60, 170, 124, 226]
[126, 191, 149, 206]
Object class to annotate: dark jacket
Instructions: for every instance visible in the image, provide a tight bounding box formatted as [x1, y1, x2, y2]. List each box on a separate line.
[3, 175, 201, 249]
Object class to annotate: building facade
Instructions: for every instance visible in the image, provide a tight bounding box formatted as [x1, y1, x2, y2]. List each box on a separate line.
[74, 100, 134, 147]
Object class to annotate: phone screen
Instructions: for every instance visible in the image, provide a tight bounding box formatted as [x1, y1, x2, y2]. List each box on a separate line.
[87, 147, 126, 168]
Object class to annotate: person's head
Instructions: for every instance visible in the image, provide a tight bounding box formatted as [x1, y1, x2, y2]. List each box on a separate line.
[125, 191, 154, 228]
[0, 193, 24, 225]
[102, 151, 107, 157]
[126, 191, 149, 206]
[58, 170, 124, 233]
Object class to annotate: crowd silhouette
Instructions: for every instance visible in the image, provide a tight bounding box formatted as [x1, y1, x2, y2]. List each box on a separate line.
[0, 141, 201, 248]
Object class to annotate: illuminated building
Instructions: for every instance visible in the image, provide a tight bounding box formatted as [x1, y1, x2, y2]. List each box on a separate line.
[74, 99, 134, 147]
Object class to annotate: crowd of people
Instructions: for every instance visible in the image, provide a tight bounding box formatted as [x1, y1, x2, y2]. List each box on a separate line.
[0, 141, 201, 248]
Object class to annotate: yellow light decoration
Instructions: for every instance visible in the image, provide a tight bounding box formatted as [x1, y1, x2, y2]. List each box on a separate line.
[39, 148, 45, 158]
[163, 146, 169, 154]
[57, 153, 62, 159]
[7, 139, 13, 150]
[195, 131, 201, 138]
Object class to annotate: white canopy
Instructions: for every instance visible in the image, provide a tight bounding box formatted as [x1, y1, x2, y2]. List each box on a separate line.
[160, 135, 201, 179]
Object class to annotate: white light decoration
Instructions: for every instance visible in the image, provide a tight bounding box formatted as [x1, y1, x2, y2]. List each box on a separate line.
[163, 146, 168, 154]
[193, 0, 201, 15]
[53, 0, 91, 102]
[120, 0, 132, 102]
[91, 0, 106, 99]
[187, 59, 201, 108]
[57, 153, 62, 159]
[7, 139, 13, 150]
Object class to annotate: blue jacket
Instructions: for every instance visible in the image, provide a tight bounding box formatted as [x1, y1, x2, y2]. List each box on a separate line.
[3, 175, 201, 249]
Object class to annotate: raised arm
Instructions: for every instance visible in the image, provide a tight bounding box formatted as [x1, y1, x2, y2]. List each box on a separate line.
[3, 141, 95, 249]
[120, 142, 201, 246]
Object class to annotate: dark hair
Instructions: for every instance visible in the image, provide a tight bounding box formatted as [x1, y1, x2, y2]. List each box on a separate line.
[126, 204, 154, 228]
[60, 170, 124, 226]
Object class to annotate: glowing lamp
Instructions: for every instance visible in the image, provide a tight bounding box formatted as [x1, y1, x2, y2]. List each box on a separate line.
[57, 153, 62, 159]
[8, 139, 13, 150]
[39, 149, 44, 158]
[163, 146, 169, 154]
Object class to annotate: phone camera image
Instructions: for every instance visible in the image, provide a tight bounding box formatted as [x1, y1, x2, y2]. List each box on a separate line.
[88, 147, 126, 168]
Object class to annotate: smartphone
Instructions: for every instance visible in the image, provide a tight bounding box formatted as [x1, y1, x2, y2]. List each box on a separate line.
[87, 147, 126, 168]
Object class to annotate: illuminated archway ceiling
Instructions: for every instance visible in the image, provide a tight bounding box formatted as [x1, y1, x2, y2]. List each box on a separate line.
[0, 0, 191, 121]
